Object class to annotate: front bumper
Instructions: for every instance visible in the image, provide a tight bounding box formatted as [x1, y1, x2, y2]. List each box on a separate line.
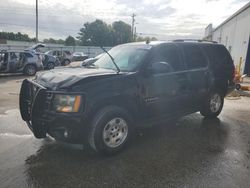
[19, 79, 88, 143]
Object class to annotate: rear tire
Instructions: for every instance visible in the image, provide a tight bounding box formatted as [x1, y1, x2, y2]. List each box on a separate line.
[235, 83, 241, 90]
[200, 90, 224, 119]
[63, 59, 70, 66]
[24, 64, 36, 76]
[88, 106, 133, 155]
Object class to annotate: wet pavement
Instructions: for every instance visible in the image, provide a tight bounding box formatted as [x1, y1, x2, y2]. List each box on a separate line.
[1, 76, 250, 188]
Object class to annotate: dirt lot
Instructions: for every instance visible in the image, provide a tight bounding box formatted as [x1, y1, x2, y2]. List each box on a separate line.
[0, 76, 250, 188]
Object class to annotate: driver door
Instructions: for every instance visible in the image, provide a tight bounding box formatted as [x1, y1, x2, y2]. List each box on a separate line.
[142, 44, 190, 118]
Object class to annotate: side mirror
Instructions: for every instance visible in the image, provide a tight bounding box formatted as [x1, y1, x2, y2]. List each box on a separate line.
[146, 62, 173, 75]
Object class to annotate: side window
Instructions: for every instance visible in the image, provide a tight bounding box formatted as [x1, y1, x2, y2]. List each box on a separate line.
[25, 53, 33, 58]
[151, 44, 184, 72]
[52, 51, 57, 56]
[10, 52, 18, 60]
[182, 45, 207, 69]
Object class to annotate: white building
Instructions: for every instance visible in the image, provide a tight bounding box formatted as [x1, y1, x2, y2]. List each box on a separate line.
[204, 2, 250, 75]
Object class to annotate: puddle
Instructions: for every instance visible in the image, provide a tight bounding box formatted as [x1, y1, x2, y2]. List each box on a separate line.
[8, 92, 19, 96]
[0, 109, 20, 117]
[0, 133, 32, 138]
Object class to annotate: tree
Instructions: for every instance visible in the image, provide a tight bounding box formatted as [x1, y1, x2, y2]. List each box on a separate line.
[65, 35, 76, 46]
[77, 19, 113, 46]
[43, 38, 65, 44]
[112, 21, 132, 45]
[0, 31, 36, 42]
[136, 36, 158, 42]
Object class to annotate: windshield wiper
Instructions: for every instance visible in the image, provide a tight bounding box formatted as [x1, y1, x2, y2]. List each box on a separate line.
[87, 38, 120, 73]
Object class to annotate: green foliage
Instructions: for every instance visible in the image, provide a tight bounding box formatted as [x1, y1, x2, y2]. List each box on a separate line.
[65, 35, 76, 46]
[112, 21, 132, 45]
[43, 38, 65, 44]
[0, 31, 36, 42]
[77, 19, 132, 46]
[136, 36, 158, 42]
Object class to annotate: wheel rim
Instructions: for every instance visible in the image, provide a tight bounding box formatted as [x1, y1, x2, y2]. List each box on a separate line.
[27, 66, 35, 75]
[48, 63, 54, 69]
[102, 117, 128, 148]
[210, 94, 222, 113]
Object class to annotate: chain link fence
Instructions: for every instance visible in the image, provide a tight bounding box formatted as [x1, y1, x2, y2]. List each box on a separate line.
[0, 44, 112, 58]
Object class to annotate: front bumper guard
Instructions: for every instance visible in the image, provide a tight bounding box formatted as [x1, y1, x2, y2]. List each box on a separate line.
[19, 79, 47, 138]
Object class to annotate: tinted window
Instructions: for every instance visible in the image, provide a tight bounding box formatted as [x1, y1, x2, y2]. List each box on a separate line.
[182, 45, 207, 69]
[151, 44, 184, 72]
[202, 45, 232, 66]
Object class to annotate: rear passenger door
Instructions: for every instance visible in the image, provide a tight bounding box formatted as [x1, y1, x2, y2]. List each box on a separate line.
[142, 44, 191, 118]
[180, 44, 209, 108]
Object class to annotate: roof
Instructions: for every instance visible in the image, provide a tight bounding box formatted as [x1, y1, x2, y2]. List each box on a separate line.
[121, 40, 219, 48]
[214, 2, 250, 32]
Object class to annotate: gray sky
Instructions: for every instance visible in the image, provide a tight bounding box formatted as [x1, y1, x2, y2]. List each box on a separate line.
[0, 0, 249, 40]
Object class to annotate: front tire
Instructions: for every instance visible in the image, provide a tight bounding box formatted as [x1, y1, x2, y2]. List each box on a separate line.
[88, 106, 133, 155]
[200, 90, 224, 119]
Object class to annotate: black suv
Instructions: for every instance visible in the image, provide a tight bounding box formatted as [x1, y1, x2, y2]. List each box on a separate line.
[19, 40, 235, 154]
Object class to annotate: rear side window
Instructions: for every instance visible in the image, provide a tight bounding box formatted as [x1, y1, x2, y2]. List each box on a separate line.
[152, 44, 185, 72]
[202, 45, 233, 66]
[182, 45, 207, 69]
[52, 51, 57, 56]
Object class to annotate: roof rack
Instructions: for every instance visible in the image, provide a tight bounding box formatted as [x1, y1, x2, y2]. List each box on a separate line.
[172, 39, 218, 43]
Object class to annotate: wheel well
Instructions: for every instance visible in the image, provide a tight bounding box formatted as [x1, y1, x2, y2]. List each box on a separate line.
[87, 96, 139, 123]
[212, 79, 228, 97]
[23, 63, 37, 71]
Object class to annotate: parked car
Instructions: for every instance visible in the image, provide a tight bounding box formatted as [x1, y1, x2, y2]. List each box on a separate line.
[45, 50, 72, 65]
[72, 52, 88, 62]
[68, 53, 103, 68]
[20, 40, 235, 154]
[27, 44, 60, 70]
[82, 53, 104, 67]
[0, 50, 43, 75]
[39, 53, 60, 70]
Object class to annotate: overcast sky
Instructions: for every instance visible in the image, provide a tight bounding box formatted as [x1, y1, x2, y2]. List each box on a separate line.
[0, 0, 249, 40]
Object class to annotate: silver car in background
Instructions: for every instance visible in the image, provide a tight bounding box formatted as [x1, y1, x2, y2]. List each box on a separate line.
[0, 50, 43, 76]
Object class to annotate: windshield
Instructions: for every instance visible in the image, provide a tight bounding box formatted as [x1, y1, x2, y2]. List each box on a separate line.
[93, 45, 149, 72]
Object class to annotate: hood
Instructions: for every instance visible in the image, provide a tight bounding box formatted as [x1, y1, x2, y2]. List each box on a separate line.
[35, 67, 118, 90]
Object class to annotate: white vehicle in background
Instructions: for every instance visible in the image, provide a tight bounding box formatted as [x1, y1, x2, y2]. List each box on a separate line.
[72, 52, 89, 62]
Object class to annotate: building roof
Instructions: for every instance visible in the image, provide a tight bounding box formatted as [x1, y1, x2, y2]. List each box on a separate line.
[214, 1, 250, 32]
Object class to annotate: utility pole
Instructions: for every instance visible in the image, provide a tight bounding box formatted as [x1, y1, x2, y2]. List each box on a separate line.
[36, 0, 38, 43]
[131, 13, 136, 41]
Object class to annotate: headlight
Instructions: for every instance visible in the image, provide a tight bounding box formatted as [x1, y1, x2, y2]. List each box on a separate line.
[53, 94, 82, 113]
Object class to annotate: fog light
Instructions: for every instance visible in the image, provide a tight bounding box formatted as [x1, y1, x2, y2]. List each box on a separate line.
[64, 130, 69, 138]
